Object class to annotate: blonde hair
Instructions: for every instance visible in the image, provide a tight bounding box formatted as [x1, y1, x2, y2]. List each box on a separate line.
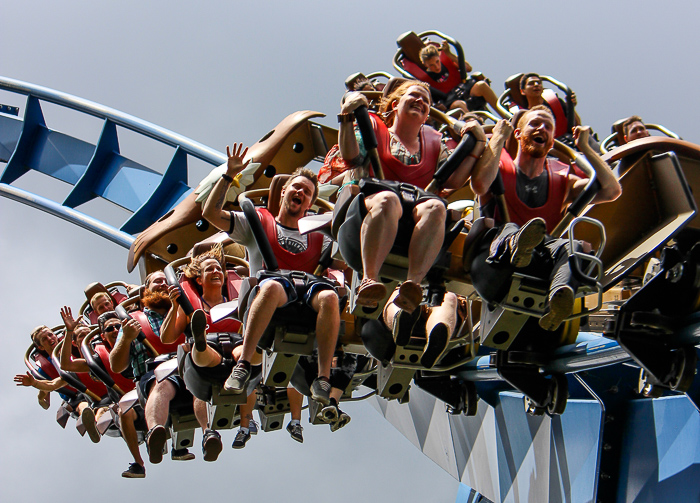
[90, 291, 112, 310]
[419, 45, 440, 64]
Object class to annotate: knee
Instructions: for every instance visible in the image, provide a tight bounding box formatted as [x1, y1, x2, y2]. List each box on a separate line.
[417, 200, 446, 223]
[316, 290, 340, 313]
[152, 379, 176, 400]
[471, 81, 488, 95]
[367, 192, 402, 219]
[258, 280, 286, 301]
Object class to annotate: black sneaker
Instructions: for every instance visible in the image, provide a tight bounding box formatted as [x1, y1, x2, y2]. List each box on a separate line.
[420, 322, 450, 369]
[231, 428, 251, 449]
[121, 463, 145, 478]
[330, 409, 351, 432]
[146, 425, 167, 464]
[509, 217, 546, 268]
[310, 377, 331, 406]
[223, 362, 250, 394]
[389, 308, 420, 347]
[286, 421, 303, 443]
[190, 309, 208, 352]
[171, 448, 195, 461]
[202, 429, 222, 462]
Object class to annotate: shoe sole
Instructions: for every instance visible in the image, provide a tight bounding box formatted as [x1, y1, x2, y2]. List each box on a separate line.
[122, 472, 145, 479]
[356, 281, 387, 307]
[287, 429, 304, 443]
[231, 436, 250, 449]
[203, 436, 223, 461]
[539, 286, 575, 331]
[82, 408, 101, 444]
[393, 308, 420, 347]
[420, 323, 450, 368]
[331, 413, 351, 432]
[172, 454, 195, 461]
[317, 406, 339, 424]
[191, 310, 208, 352]
[511, 218, 546, 268]
[147, 426, 167, 464]
[393, 282, 423, 313]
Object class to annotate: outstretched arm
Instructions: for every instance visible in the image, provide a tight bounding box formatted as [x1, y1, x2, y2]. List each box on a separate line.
[569, 126, 621, 204]
[470, 119, 514, 196]
[441, 41, 471, 72]
[14, 372, 65, 391]
[202, 143, 250, 232]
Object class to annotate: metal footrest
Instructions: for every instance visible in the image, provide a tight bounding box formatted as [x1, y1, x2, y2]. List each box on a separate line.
[377, 359, 416, 400]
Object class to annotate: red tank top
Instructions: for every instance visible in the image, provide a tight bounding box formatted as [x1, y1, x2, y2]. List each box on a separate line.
[95, 343, 136, 393]
[482, 150, 569, 233]
[371, 113, 442, 190]
[257, 207, 323, 274]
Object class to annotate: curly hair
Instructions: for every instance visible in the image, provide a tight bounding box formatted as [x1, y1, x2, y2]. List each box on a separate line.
[182, 242, 225, 280]
[379, 79, 431, 128]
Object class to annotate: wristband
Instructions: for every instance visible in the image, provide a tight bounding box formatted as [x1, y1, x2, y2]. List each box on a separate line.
[338, 112, 355, 123]
[221, 173, 233, 183]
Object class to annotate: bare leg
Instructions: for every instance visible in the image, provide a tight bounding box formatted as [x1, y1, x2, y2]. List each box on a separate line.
[145, 380, 176, 430]
[120, 408, 144, 466]
[193, 397, 209, 432]
[425, 292, 458, 336]
[310, 289, 340, 379]
[239, 390, 257, 428]
[407, 199, 446, 284]
[239, 281, 289, 363]
[191, 344, 223, 368]
[287, 386, 303, 422]
[361, 192, 402, 281]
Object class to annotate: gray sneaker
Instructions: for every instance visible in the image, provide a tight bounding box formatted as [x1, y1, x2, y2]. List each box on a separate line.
[286, 421, 304, 443]
[310, 377, 331, 406]
[224, 362, 250, 394]
[248, 419, 259, 435]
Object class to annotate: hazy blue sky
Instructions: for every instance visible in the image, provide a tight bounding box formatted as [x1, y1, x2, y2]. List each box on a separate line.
[1, 1, 698, 502]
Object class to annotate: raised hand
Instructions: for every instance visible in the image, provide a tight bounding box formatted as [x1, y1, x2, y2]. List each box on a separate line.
[14, 372, 36, 387]
[226, 143, 250, 176]
[60, 306, 79, 333]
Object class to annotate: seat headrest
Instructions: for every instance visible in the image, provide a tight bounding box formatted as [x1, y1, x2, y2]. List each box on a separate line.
[396, 31, 426, 67]
[84, 282, 109, 302]
[504, 73, 527, 110]
[267, 174, 292, 217]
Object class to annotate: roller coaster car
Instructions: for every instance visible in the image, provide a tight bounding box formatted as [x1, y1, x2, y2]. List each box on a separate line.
[393, 30, 489, 113]
[25, 341, 80, 417]
[498, 72, 577, 144]
[164, 250, 249, 433]
[589, 138, 700, 398]
[80, 327, 135, 402]
[80, 281, 129, 325]
[235, 176, 346, 392]
[127, 111, 338, 275]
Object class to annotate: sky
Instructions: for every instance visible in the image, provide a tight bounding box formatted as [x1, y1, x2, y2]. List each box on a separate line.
[1, 1, 699, 502]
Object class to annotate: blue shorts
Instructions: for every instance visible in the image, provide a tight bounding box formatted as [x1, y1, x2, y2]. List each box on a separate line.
[259, 276, 336, 308]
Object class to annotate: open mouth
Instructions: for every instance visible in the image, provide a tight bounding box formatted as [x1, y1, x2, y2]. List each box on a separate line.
[532, 135, 546, 145]
[292, 196, 302, 205]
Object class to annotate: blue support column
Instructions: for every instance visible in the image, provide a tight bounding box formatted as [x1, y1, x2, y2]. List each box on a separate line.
[1, 95, 46, 183]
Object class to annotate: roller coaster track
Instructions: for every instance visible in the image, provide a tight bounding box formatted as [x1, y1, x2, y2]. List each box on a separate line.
[4, 76, 700, 503]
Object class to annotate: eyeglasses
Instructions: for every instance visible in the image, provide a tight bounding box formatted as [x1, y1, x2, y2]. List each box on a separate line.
[103, 325, 119, 334]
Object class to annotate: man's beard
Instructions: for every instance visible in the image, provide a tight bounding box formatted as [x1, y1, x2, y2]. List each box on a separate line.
[521, 132, 551, 158]
[142, 290, 172, 310]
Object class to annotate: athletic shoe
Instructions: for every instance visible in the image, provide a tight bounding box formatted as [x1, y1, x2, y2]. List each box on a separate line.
[539, 285, 575, 331]
[286, 421, 304, 443]
[121, 463, 145, 478]
[146, 424, 167, 464]
[190, 309, 208, 352]
[248, 419, 259, 435]
[330, 409, 351, 432]
[202, 429, 222, 462]
[316, 404, 339, 424]
[310, 377, 331, 406]
[356, 278, 387, 307]
[171, 448, 195, 461]
[509, 218, 546, 268]
[231, 429, 251, 449]
[223, 362, 250, 394]
[387, 307, 420, 347]
[81, 407, 101, 444]
[420, 322, 450, 369]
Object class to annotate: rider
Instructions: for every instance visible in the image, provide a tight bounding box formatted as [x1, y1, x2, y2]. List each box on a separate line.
[418, 42, 501, 116]
[621, 115, 650, 143]
[337, 80, 486, 310]
[160, 245, 260, 453]
[110, 271, 199, 465]
[470, 107, 621, 330]
[201, 144, 342, 408]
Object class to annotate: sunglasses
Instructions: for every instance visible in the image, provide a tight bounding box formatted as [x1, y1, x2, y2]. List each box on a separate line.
[103, 325, 119, 334]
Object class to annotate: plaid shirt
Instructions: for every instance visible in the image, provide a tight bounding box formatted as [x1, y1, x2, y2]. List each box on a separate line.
[116, 308, 164, 380]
